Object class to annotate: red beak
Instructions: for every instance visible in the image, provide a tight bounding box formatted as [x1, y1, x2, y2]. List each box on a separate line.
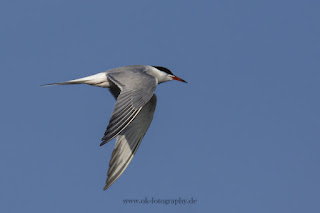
[172, 76, 187, 83]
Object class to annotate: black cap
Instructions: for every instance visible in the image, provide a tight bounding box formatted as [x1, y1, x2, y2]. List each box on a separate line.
[152, 66, 173, 75]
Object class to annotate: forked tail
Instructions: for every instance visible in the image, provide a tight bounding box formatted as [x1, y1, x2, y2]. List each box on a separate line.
[41, 72, 109, 88]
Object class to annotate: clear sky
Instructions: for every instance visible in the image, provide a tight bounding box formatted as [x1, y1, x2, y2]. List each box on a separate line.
[1, 0, 319, 212]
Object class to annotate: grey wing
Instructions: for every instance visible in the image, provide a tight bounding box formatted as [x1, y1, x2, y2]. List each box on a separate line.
[101, 71, 157, 146]
[103, 94, 157, 190]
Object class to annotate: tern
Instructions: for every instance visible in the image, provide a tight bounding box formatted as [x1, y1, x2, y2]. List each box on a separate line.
[42, 65, 187, 190]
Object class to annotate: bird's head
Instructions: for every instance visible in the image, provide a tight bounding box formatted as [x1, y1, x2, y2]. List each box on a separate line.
[151, 66, 187, 84]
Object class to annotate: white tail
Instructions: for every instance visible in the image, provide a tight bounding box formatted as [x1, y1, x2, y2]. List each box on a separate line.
[41, 72, 110, 88]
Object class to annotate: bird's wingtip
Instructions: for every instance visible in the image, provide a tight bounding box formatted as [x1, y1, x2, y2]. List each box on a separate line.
[103, 180, 113, 190]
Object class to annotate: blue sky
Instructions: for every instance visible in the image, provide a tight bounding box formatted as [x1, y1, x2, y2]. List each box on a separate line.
[1, 0, 319, 212]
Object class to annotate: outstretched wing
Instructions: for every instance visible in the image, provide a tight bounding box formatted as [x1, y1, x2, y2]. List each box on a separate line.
[101, 71, 157, 146]
[103, 94, 157, 190]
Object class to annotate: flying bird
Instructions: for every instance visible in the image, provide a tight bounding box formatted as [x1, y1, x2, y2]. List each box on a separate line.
[42, 65, 187, 190]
